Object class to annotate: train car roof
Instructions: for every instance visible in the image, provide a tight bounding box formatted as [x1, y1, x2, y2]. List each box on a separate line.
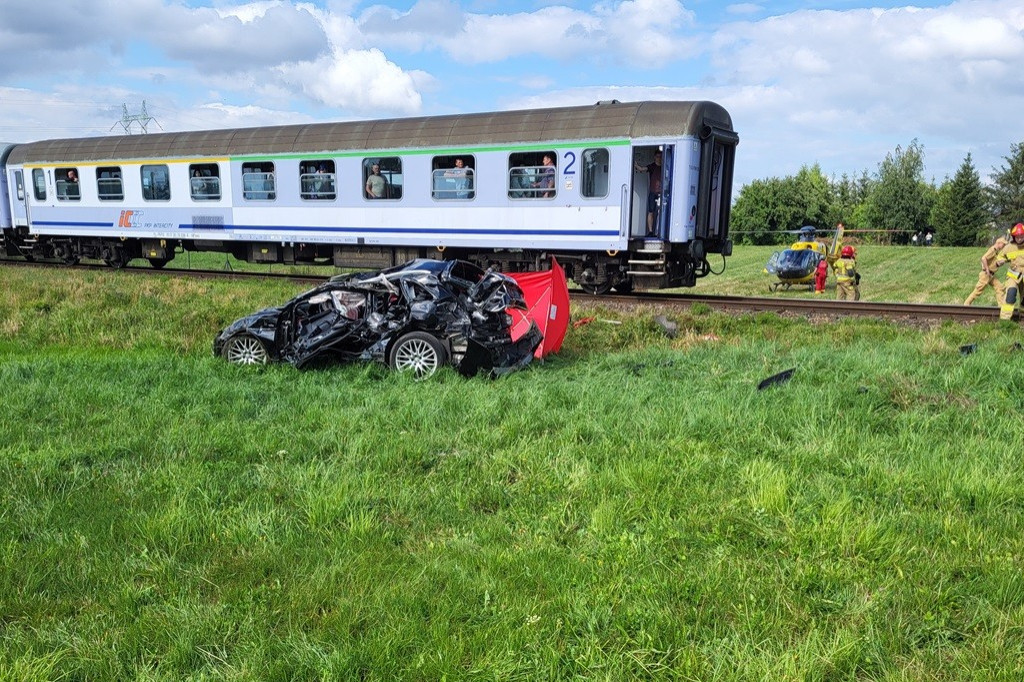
[7, 101, 733, 164]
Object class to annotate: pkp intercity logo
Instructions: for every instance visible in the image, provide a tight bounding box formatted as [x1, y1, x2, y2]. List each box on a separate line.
[117, 210, 143, 228]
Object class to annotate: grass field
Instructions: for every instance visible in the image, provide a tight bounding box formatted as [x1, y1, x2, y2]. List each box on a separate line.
[157, 243, 993, 305]
[2, 248, 1023, 680]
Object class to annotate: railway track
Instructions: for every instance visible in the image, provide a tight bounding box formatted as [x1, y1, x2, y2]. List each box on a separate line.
[585, 291, 1006, 324]
[1, 258, 1009, 324]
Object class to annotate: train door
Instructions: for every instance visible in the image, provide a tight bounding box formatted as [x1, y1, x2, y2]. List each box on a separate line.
[694, 125, 738, 252]
[12, 170, 28, 226]
[630, 145, 671, 238]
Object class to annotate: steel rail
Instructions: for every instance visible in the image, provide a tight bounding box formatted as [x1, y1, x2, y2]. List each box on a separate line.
[572, 291, 1007, 324]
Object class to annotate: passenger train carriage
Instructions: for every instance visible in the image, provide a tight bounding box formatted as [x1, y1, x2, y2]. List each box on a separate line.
[1, 100, 737, 292]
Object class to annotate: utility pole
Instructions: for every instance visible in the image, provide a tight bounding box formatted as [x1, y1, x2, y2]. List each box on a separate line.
[111, 100, 163, 134]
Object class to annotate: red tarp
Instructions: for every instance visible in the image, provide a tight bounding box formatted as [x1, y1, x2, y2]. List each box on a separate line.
[507, 258, 570, 358]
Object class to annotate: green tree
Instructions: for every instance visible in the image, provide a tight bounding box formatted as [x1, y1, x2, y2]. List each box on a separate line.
[930, 154, 989, 246]
[987, 141, 1024, 231]
[863, 139, 934, 243]
[829, 170, 874, 231]
[792, 164, 833, 229]
[729, 177, 801, 244]
[730, 165, 839, 245]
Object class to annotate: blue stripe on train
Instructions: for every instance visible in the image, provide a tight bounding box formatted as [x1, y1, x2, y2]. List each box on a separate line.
[34, 221, 115, 228]
[183, 224, 620, 236]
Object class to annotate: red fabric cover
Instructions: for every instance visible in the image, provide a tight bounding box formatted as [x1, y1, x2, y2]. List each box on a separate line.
[507, 258, 570, 358]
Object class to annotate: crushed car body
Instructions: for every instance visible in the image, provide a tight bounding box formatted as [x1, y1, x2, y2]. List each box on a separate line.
[213, 259, 543, 378]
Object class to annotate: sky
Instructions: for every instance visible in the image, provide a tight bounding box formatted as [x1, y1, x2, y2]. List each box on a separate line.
[1, 0, 1023, 189]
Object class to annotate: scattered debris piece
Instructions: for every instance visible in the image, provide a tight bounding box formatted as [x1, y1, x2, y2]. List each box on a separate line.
[573, 316, 596, 328]
[757, 368, 796, 391]
[653, 315, 678, 338]
[959, 343, 977, 356]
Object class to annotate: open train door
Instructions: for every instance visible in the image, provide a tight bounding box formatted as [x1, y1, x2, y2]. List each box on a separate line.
[694, 125, 738, 256]
[652, 145, 673, 240]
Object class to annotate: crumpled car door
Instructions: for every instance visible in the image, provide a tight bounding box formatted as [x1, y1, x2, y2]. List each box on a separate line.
[280, 290, 373, 368]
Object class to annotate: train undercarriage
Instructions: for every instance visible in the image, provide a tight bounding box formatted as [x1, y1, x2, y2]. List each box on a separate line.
[1, 227, 719, 292]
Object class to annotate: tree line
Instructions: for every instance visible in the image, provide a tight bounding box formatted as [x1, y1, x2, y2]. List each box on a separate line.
[730, 139, 1024, 246]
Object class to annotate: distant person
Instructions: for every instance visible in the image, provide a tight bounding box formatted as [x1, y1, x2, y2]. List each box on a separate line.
[814, 257, 829, 294]
[634, 150, 662, 235]
[64, 169, 80, 198]
[533, 154, 555, 198]
[446, 157, 472, 199]
[365, 163, 386, 199]
[924, 231, 933, 246]
[991, 222, 1024, 321]
[834, 245, 859, 301]
[912, 232, 920, 246]
[964, 235, 1007, 306]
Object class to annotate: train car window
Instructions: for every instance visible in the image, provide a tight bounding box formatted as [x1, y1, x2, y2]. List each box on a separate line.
[363, 157, 402, 200]
[508, 151, 556, 199]
[97, 166, 124, 201]
[242, 162, 276, 201]
[189, 163, 221, 201]
[32, 169, 46, 201]
[300, 160, 337, 201]
[431, 155, 475, 200]
[56, 167, 81, 201]
[141, 164, 171, 201]
[580, 148, 609, 198]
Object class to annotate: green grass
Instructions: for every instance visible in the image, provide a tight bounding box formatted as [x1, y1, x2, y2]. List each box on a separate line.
[694, 245, 986, 304]
[138, 243, 989, 305]
[2, 255, 1023, 680]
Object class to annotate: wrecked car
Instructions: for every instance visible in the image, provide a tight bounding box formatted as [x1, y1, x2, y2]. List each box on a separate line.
[213, 259, 543, 378]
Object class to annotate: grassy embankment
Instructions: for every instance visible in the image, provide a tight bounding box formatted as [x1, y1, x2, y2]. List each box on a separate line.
[1, 247, 1022, 680]
[163, 243, 993, 305]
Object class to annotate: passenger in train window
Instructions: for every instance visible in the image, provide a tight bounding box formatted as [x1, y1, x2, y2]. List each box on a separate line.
[534, 154, 555, 198]
[448, 157, 472, 199]
[191, 169, 208, 196]
[65, 169, 80, 199]
[366, 163, 386, 199]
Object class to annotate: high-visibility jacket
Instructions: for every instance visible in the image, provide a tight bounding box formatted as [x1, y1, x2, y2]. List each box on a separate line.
[993, 240, 1024, 276]
[834, 257, 857, 282]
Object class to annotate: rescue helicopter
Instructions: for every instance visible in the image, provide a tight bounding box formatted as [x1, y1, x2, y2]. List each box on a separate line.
[764, 224, 845, 291]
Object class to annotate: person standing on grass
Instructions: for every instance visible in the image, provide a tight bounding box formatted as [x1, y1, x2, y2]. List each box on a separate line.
[834, 245, 858, 301]
[964, 235, 1007, 306]
[814, 257, 829, 294]
[992, 222, 1024, 321]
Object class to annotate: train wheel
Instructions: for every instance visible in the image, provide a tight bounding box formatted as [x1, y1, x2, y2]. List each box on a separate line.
[580, 281, 613, 295]
[148, 257, 169, 269]
[104, 253, 128, 269]
[389, 332, 447, 379]
[223, 334, 269, 365]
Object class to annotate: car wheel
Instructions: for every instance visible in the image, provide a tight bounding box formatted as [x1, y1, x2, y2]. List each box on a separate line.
[223, 334, 269, 365]
[389, 332, 447, 379]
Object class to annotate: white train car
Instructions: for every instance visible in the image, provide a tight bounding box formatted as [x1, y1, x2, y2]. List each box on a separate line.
[1, 100, 737, 292]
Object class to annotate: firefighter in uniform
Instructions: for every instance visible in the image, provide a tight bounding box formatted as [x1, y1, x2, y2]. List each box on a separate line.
[992, 223, 1024, 321]
[964, 235, 1007, 306]
[834, 245, 858, 301]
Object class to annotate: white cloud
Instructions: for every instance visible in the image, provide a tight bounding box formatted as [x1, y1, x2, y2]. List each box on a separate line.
[705, 1, 1024, 183]
[279, 49, 426, 114]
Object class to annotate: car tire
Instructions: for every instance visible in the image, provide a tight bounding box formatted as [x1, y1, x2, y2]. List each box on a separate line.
[389, 331, 447, 379]
[222, 333, 269, 365]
